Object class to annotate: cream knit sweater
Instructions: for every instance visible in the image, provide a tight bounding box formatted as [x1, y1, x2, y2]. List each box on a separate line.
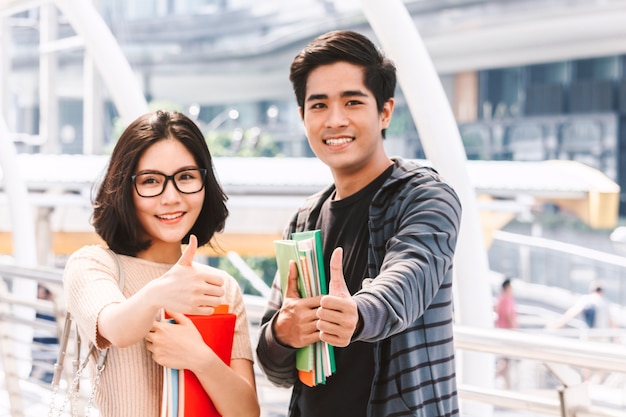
[63, 245, 253, 417]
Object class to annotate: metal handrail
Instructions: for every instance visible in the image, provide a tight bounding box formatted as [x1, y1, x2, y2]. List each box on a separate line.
[493, 231, 626, 268]
[454, 325, 626, 373]
[458, 384, 561, 415]
[458, 384, 626, 417]
[455, 325, 626, 417]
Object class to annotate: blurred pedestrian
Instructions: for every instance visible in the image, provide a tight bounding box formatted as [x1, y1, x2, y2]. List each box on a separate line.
[495, 278, 518, 330]
[549, 280, 616, 383]
[30, 284, 58, 384]
[552, 280, 615, 337]
[494, 278, 518, 389]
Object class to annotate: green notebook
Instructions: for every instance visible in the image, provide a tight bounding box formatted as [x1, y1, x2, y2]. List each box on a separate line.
[273, 230, 336, 386]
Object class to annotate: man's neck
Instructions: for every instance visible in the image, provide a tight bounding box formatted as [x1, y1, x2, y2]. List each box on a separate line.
[332, 156, 393, 200]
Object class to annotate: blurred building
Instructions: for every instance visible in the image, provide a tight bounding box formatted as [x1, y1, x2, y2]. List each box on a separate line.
[3, 0, 626, 210]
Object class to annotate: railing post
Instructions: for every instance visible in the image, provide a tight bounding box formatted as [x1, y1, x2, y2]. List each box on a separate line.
[0, 279, 24, 417]
[557, 383, 591, 417]
[546, 363, 591, 417]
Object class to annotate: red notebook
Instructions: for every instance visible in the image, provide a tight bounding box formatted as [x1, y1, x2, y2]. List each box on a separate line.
[163, 306, 236, 417]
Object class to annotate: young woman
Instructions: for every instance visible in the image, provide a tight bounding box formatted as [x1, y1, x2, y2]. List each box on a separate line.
[63, 110, 259, 417]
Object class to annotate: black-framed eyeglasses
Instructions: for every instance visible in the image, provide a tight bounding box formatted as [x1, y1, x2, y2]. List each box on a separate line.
[131, 168, 207, 198]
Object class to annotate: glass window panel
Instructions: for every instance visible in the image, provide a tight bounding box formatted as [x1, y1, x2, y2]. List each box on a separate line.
[574, 57, 619, 81]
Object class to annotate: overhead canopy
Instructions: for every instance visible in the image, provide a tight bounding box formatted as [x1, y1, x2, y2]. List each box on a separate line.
[468, 159, 620, 230]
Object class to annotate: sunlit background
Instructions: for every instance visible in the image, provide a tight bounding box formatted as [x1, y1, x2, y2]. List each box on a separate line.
[1, 1, 626, 416]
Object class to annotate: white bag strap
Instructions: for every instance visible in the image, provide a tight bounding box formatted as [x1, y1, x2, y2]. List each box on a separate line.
[52, 248, 124, 386]
[49, 248, 125, 417]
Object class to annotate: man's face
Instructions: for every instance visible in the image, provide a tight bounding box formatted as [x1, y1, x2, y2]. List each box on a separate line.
[300, 61, 393, 177]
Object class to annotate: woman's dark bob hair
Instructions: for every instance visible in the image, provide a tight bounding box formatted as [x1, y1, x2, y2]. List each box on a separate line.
[92, 110, 228, 256]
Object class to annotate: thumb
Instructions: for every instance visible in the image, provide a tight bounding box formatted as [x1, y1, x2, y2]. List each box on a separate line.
[177, 234, 198, 267]
[165, 310, 192, 325]
[328, 247, 350, 298]
[284, 260, 302, 299]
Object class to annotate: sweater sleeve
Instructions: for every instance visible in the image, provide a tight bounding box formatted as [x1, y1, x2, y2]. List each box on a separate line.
[224, 274, 254, 362]
[255, 272, 298, 388]
[63, 245, 125, 350]
[353, 172, 462, 342]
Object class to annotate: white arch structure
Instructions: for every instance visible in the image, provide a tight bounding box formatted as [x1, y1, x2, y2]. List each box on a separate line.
[0, 0, 147, 398]
[1, 0, 491, 414]
[361, 1, 493, 415]
[0, 0, 148, 266]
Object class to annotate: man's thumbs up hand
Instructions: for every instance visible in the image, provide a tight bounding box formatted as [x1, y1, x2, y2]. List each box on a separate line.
[318, 247, 359, 347]
[328, 247, 350, 298]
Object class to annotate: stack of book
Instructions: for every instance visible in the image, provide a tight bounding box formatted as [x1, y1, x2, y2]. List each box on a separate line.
[161, 305, 235, 417]
[274, 230, 336, 387]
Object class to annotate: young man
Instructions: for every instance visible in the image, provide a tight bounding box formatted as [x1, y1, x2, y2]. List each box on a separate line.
[256, 30, 461, 417]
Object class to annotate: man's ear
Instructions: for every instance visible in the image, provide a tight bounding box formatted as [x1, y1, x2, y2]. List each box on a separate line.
[381, 98, 395, 128]
[298, 106, 304, 120]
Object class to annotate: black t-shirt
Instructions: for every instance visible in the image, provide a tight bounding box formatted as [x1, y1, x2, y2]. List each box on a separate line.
[292, 165, 393, 417]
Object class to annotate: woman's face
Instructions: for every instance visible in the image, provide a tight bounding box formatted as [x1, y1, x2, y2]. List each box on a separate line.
[132, 138, 205, 260]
